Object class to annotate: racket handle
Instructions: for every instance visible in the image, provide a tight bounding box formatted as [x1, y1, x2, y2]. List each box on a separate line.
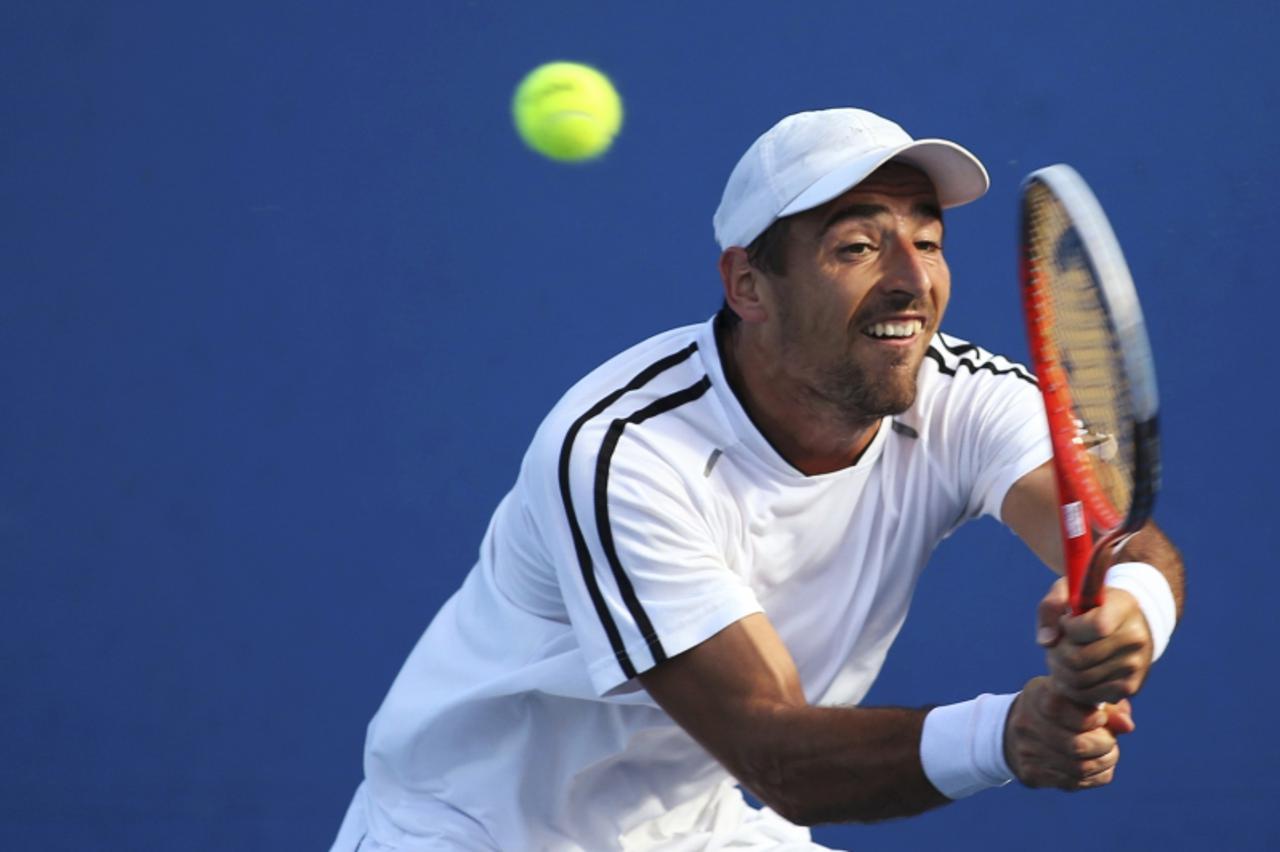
[1073, 551, 1106, 613]
[1076, 530, 1131, 614]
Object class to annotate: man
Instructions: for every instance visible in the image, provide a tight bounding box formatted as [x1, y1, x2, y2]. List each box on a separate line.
[332, 108, 1184, 850]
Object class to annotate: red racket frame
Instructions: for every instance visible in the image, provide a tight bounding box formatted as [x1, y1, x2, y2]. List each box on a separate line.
[1020, 252, 1125, 614]
[1020, 164, 1161, 618]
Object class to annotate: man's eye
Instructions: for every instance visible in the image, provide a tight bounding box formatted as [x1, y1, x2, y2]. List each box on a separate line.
[915, 240, 943, 253]
[839, 242, 874, 256]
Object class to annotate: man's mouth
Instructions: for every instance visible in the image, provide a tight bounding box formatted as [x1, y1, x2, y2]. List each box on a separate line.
[862, 318, 925, 341]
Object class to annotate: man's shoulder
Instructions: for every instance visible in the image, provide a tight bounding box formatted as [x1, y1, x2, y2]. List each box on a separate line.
[524, 320, 722, 477]
[558, 322, 707, 405]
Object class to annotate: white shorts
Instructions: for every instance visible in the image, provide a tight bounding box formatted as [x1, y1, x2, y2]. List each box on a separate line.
[330, 780, 840, 851]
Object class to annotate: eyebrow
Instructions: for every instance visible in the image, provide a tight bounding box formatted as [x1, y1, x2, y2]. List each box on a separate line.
[820, 201, 943, 234]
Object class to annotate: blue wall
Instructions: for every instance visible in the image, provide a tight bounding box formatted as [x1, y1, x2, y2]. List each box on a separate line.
[3, 2, 1277, 849]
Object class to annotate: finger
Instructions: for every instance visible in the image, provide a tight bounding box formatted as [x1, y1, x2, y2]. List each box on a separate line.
[1048, 647, 1144, 692]
[1059, 590, 1140, 645]
[1026, 722, 1116, 763]
[1079, 744, 1121, 779]
[1054, 741, 1121, 784]
[1034, 684, 1110, 733]
[1049, 618, 1148, 671]
[1037, 578, 1070, 647]
[1020, 744, 1120, 791]
[1049, 681, 1125, 707]
[1101, 700, 1136, 735]
[1105, 711, 1136, 735]
[1068, 758, 1119, 790]
[1076, 765, 1117, 789]
[1059, 612, 1108, 645]
[1049, 654, 1147, 705]
[1049, 726, 1118, 763]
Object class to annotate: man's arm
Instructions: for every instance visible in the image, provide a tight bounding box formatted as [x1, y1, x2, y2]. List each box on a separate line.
[1002, 460, 1186, 705]
[1001, 460, 1186, 610]
[639, 611, 1123, 825]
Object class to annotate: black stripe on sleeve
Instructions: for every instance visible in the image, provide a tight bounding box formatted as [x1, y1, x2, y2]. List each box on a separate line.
[556, 342, 699, 681]
[593, 375, 712, 671]
[937, 338, 977, 357]
[926, 343, 1038, 387]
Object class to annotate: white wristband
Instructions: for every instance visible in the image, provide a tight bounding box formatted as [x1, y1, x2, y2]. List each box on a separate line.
[1104, 561, 1177, 661]
[920, 692, 1018, 799]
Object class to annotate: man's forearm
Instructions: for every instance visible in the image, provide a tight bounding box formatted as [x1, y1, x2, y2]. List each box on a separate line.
[724, 703, 948, 825]
[640, 615, 1022, 827]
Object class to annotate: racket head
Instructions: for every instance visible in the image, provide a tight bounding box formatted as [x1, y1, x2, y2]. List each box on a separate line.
[1020, 164, 1161, 549]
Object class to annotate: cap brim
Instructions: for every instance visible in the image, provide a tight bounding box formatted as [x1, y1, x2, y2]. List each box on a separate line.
[778, 138, 990, 218]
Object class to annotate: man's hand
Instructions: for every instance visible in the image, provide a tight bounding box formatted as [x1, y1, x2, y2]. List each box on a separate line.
[1037, 577, 1154, 705]
[1004, 676, 1135, 790]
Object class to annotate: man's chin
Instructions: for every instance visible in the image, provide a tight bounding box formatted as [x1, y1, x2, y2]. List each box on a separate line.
[869, 361, 922, 413]
[872, 387, 917, 418]
[823, 355, 922, 420]
[870, 363, 924, 414]
[836, 379, 917, 422]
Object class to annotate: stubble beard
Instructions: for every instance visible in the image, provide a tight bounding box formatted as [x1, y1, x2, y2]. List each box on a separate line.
[778, 317, 925, 427]
[814, 347, 921, 424]
[774, 293, 930, 429]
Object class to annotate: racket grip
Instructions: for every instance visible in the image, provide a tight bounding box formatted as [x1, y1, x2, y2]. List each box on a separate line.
[1074, 554, 1106, 613]
[1076, 530, 1130, 614]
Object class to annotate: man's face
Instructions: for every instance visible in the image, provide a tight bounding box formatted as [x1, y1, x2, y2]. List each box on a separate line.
[761, 162, 950, 423]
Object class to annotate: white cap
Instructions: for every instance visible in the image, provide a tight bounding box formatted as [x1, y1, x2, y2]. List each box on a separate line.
[713, 108, 990, 250]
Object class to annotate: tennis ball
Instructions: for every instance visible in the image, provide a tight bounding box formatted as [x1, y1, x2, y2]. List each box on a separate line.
[512, 62, 623, 162]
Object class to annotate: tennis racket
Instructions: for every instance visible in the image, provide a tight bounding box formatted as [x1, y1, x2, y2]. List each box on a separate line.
[1019, 164, 1160, 615]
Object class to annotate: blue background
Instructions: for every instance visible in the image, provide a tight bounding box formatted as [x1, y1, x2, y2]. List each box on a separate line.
[4, 2, 1277, 849]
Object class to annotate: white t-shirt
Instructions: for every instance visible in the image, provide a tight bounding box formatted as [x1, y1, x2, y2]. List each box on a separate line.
[358, 316, 1050, 850]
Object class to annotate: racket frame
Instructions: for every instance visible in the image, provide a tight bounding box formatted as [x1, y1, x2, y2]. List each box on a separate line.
[1019, 164, 1161, 613]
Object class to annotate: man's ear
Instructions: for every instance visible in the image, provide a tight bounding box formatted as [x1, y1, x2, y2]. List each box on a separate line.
[718, 248, 770, 324]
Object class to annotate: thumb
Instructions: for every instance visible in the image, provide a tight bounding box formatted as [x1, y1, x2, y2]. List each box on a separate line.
[1101, 699, 1136, 735]
[1037, 577, 1070, 647]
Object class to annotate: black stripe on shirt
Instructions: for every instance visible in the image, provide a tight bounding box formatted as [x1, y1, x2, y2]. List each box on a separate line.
[891, 420, 919, 439]
[556, 342, 699, 680]
[592, 375, 712, 673]
[926, 342, 1038, 387]
[937, 337, 977, 357]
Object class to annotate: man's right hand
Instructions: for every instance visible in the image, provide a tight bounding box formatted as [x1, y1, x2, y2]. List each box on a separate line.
[1003, 676, 1135, 791]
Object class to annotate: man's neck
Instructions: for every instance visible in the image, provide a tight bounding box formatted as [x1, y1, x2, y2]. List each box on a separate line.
[715, 318, 881, 476]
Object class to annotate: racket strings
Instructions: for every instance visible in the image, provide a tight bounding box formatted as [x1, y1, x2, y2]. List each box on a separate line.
[1025, 184, 1137, 519]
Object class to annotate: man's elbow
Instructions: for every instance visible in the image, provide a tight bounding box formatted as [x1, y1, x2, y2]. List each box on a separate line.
[744, 779, 888, 828]
[731, 745, 820, 826]
[732, 750, 871, 828]
[741, 779, 825, 827]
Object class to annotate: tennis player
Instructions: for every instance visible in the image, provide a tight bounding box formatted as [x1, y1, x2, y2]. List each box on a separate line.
[331, 108, 1184, 851]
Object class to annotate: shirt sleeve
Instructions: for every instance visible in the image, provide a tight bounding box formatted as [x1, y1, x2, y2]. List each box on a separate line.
[948, 354, 1053, 523]
[530, 410, 762, 697]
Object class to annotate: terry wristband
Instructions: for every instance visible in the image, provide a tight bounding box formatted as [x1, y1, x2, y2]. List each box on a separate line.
[919, 692, 1018, 799]
[1104, 561, 1176, 662]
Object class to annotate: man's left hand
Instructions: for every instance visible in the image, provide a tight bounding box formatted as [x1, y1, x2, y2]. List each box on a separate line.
[1036, 577, 1154, 706]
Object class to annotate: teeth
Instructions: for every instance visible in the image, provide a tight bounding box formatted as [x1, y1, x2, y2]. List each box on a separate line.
[867, 320, 923, 339]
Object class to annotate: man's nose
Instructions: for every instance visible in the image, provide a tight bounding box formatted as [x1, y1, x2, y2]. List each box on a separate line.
[882, 233, 932, 299]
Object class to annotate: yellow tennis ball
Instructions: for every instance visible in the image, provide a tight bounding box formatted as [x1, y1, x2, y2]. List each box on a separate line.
[512, 62, 623, 162]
